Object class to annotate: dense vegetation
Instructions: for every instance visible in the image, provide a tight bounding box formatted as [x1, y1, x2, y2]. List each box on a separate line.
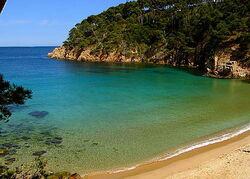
[64, 0, 249, 69]
[0, 75, 32, 121]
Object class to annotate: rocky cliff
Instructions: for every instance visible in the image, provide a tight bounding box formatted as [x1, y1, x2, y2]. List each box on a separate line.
[205, 43, 250, 78]
[48, 44, 250, 79]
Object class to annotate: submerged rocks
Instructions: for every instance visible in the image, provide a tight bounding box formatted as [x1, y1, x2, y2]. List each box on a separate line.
[0, 130, 8, 134]
[0, 149, 8, 156]
[48, 171, 71, 179]
[21, 136, 31, 140]
[40, 131, 51, 136]
[0, 149, 17, 156]
[6, 149, 17, 155]
[54, 137, 63, 141]
[5, 157, 16, 165]
[32, 150, 47, 156]
[1, 143, 20, 149]
[45, 137, 63, 145]
[28, 111, 49, 118]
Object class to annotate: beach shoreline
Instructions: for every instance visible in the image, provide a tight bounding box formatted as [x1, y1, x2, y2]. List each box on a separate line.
[87, 128, 250, 179]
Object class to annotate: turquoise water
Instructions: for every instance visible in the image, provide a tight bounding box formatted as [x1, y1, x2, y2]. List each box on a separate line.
[0, 47, 249, 174]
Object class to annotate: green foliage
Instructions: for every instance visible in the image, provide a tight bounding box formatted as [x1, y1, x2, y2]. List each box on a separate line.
[0, 75, 32, 121]
[64, 0, 250, 67]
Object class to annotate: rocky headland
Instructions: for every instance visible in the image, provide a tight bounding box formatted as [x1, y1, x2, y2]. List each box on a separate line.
[48, 0, 250, 79]
[48, 42, 250, 79]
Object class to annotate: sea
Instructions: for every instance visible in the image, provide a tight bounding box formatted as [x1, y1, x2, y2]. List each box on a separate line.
[0, 47, 249, 174]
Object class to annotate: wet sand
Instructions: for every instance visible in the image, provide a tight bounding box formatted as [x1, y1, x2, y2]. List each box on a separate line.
[87, 130, 250, 179]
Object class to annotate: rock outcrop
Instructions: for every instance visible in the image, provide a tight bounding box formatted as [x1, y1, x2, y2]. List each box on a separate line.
[48, 46, 142, 63]
[48, 45, 250, 79]
[48, 46, 197, 67]
[205, 44, 250, 78]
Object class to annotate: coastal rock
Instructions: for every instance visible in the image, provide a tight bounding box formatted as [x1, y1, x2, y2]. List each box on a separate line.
[48, 43, 250, 79]
[48, 46, 142, 63]
[205, 43, 250, 79]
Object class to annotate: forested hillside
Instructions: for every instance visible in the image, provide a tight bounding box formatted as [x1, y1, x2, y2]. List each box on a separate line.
[49, 0, 250, 78]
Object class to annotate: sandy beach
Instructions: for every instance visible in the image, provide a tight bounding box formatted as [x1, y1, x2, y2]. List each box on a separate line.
[88, 131, 250, 179]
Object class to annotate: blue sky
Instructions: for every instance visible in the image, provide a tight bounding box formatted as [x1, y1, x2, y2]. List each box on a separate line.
[0, 0, 128, 46]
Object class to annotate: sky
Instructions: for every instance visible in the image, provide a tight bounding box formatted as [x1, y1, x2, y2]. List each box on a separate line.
[0, 0, 128, 46]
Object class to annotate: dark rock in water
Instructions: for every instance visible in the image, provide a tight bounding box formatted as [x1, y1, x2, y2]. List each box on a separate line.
[28, 111, 49, 118]
[21, 136, 31, 140]
[1, 143, 20, 150]
[40, 131, 51, 135]
[0, 149, 8, 156]
[52, 140, 62, 144]
[7, 149, 17, 155]
[0, 130, 8, 134]
[5, 157, 16, 165]
[45, 139, 62, 145]
[44, 141, 50, 145]
[5, 157, 16, 162]
[14, 146, 21, 150]
[2, 143, 14, 148]
[32, 151, 47, 156]
[55, 137, 63, 140]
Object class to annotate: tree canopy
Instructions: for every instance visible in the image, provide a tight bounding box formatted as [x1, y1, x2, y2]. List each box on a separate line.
[64, 0, 249, 69]
[0, 75, 32, 121]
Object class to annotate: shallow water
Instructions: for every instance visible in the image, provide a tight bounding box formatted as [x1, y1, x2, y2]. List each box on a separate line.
[0, 47, 249, 174]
